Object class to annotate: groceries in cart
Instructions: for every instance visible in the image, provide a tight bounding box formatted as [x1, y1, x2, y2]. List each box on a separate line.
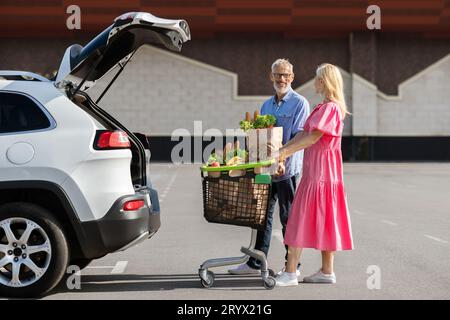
[239, 111, 277, 131]
[206, 141, 247, 167]
[205, 141, 248, 177]
[242, 111, 282, 169]
[200, 110, 279, 229]
[203, 110, 282, 177]
[198, 110, 280, 290]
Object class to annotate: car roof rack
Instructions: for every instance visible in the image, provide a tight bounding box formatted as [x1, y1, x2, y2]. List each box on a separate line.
[0, 71, 50, 82]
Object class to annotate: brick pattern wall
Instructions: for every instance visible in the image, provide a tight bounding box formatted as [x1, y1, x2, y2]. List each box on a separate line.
[89, 45, 450, 137]
[2, 33, 449, 97]
[89, 45, 267, 136]
[181, 35, 349, 96]
[1, 35, 449, 137]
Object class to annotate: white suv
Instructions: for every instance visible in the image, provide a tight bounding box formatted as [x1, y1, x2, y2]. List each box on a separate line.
[0, 12, 190, 298]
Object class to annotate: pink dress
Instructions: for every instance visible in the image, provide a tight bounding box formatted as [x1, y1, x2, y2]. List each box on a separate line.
[284, 101, 354, 251]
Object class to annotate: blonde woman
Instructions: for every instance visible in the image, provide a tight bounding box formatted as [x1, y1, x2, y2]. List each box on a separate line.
[275, 63, 354, 286]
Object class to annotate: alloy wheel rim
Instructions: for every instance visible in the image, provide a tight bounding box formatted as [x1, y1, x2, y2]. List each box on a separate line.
[0, 217, 52, 288]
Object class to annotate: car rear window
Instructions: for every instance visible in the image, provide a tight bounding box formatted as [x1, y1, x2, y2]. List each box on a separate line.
[0, 92, 51, 134]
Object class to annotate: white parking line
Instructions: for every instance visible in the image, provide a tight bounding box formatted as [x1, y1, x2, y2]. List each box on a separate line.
[111, 261, 128, 274]
[168, 172, 177, 186]
[389, 181, 415, 188]
[149, 173, 162, 184]
[424, 235, 448, 244]
[353, 210, 367, 216]
[86, 261, 129, 274]
[381, 220, 398, 226]
[160, 171, 178, 199]
[273, 229, 284, 244]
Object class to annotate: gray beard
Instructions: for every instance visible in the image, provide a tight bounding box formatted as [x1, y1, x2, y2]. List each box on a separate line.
[274, 84, 291, 95]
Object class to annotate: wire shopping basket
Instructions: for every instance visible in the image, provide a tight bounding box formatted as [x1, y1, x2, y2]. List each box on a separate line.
[198, 160, 277, 289]
[201, 169, 271, 230]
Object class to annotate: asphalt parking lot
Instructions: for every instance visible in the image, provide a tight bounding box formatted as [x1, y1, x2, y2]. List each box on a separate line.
[41, 162, 449, 300]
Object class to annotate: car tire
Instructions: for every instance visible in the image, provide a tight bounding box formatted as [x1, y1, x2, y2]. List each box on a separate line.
[0, 202, 69, 298]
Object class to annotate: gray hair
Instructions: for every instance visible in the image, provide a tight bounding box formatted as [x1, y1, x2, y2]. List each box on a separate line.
[271, 58, 294, 72]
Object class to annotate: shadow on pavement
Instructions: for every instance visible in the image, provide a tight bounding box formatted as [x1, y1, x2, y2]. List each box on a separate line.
[53, 273, 269, 294]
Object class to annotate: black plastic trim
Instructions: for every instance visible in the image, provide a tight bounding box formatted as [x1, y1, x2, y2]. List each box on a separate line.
[146, 136, 450, 162]
[79, 192, 161, 257]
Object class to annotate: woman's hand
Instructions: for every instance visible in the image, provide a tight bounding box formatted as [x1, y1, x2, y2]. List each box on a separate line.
[275, 148, 286, 163]
[275, 161, 286, 176]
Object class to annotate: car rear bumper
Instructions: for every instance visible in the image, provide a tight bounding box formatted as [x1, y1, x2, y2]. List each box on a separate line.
[77, 187, 161, 259]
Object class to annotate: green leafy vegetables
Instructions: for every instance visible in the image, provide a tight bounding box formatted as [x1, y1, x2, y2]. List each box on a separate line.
[239, 114, 276, 131]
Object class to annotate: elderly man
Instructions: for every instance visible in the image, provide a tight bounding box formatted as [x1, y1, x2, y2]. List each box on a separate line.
[229, 58, 310, 277]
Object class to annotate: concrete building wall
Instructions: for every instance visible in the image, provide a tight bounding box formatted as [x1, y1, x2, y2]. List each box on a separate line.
[2, 32, 450, 98]
[377, 55, 450, 136]
[90, 45, 267, 136]
[351, 75, 378, 136]
[351, 54, 450, 136]
[92, 45, 450, 138]
[90, 45, 356, 137]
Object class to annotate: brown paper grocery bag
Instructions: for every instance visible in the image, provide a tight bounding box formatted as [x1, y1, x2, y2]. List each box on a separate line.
[246, 127, 283, 174]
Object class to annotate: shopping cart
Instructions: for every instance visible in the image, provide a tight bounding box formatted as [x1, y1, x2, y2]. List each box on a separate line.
[198, 160, 277, 290]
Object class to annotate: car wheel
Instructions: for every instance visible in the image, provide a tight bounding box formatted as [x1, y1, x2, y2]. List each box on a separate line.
[0, 202, 69, 298]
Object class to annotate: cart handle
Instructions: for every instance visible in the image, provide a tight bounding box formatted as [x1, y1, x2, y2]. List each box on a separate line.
[200, 159, 275, 172]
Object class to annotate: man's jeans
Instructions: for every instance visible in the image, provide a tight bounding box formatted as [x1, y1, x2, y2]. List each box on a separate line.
[247, 174, 299, 270]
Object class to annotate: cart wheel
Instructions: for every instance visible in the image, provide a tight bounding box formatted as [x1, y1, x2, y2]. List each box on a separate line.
[263, 276, 276, 290]
[200, 270, 215, 288]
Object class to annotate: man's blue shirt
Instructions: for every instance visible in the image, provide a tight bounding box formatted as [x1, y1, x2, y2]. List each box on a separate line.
[260, 88, 310, 182]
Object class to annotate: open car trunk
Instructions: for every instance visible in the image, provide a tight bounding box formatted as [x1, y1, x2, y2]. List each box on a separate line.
[55, 12, 191, 187]
[71, 92, 149, 187]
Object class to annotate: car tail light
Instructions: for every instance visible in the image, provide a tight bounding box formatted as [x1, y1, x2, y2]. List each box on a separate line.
[123, 200, 145, 211]
[94, 130, 130, 150]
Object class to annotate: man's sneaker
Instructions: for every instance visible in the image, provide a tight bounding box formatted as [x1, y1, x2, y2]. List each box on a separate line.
[276, 267, 301, 281]
[275, 272, 299, 287]
[228, 263, 261, 275]
[302, 270, 336, 284]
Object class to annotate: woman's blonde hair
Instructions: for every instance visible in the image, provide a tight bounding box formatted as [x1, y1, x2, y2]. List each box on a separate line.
[316, 63, 350, 119]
